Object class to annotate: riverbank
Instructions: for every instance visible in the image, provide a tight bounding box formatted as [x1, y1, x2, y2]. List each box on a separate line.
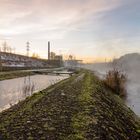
[0, 71, 35, 81]
[0, 70, 139, 139]
[0, 67, 64, 81]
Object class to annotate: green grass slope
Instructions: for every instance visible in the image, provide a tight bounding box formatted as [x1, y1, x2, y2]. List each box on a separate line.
[0, 71, 35, 81]
[0, 71, 139, 140]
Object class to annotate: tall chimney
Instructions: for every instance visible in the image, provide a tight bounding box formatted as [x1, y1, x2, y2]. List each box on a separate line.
[48, 41, 50, 60]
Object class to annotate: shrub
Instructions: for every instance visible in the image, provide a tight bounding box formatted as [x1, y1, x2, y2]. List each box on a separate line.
[104, 68, 127, 98]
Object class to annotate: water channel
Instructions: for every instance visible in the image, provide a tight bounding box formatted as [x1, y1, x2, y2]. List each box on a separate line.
[0, 74, 69, 111]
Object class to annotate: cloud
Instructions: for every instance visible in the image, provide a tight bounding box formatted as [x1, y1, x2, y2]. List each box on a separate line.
[1, 0, 139, 62]
[0, 0, 121, 39]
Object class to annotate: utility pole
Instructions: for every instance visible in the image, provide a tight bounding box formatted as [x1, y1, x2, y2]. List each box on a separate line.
[48, 41, 50, 60]
[26, 41, 30, 57]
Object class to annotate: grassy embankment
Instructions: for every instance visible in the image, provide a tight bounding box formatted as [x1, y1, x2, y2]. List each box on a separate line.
[0, 67, 64, 81]
[0, 71, 36, 81]
[0, 70, 139, 140]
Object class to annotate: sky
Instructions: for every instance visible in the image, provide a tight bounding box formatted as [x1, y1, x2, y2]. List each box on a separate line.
[0, 0, 140, 63]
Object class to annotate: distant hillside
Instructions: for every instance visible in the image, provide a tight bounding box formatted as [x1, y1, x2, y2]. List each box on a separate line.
[83, 52, 140, 78]
[114, 53, 140, 73]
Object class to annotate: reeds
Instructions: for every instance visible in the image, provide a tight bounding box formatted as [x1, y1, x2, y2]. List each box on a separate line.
[22, 75, 35, 98]
[104, 61, 127, 98]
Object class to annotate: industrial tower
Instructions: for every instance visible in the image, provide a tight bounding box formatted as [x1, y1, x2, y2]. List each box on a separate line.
[48, 41, 50, 60]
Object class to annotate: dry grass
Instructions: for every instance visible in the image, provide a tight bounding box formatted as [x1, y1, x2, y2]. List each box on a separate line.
[104, 68, 127, 98]
[22, 84, 35, 98]
[0, 71, 139, 140]
[22, 76, 35, 98]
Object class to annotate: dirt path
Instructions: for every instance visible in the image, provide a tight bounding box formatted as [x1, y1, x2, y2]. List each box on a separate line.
[0, 71, 139, 140]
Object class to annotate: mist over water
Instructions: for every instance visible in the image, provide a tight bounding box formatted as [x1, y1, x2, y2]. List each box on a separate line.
[83, 53, 140, 116]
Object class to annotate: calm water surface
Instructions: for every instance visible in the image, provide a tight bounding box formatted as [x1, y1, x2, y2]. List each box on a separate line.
[0, 74, 69, 111]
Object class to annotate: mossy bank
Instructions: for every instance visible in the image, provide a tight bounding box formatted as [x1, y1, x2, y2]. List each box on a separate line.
[0, 71, 35, 81]
[0, 70, 139, 140]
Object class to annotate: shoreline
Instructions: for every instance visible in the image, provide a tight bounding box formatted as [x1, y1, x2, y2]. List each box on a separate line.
[0, 70, 139, 139]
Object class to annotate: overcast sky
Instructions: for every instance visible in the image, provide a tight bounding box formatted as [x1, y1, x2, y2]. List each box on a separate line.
[0, 0, 140, 62]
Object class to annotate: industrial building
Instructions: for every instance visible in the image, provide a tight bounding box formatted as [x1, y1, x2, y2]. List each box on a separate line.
[47, 41, 63, 61]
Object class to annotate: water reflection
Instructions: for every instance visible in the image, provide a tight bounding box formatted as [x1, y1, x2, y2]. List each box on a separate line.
[0, 74, 69, 111]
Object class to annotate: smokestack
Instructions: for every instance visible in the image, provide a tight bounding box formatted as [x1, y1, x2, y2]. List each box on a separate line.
[48, 41, 50, 60]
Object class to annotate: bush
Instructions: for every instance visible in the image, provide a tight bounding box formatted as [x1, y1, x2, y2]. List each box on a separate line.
[104, 68, 127, 98]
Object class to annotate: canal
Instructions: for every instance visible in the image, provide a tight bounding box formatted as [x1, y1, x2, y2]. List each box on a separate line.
[0, 74, 69, 111]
